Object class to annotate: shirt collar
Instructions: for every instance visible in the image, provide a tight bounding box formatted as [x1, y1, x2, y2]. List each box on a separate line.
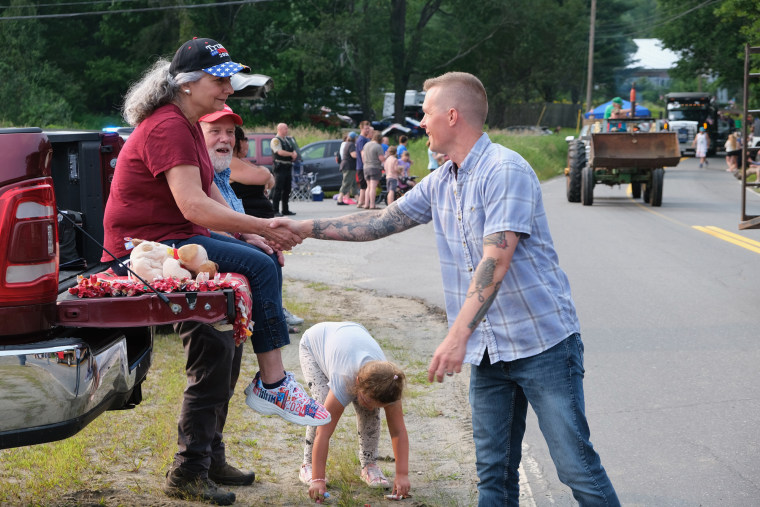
[215, 167, 231, 180]
[445, 132, 491, 177]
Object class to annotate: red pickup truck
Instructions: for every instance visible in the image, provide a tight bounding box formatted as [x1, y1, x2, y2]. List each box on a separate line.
[0, 128, 236, 449]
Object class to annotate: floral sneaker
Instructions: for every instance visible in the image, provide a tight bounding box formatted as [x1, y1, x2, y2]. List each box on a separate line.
[360, 463, 390, 489]
[244, 372, 331, 426]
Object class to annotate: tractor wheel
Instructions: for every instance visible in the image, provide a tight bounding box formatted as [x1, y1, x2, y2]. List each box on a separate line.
[650, 168, 664, 207]
[631, 182, 642, 199]
[581, 165, 594, 206]
[566, 141, 585, 202]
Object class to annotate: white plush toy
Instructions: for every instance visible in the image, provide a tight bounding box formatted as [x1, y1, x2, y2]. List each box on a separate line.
[129, 239, 218, 283]
[129, 239, 170, 283]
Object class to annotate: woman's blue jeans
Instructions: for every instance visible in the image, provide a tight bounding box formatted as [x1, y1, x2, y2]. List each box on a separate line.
[469, 334, 619, 507]
[166, 233, 289, 354]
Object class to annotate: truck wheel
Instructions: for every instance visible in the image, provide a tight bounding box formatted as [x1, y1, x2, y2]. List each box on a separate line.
[581, 165, 594, 206]
[566, 141, 585, 202]
[631, 182, 642, 199]
[650, 168, 664, 207]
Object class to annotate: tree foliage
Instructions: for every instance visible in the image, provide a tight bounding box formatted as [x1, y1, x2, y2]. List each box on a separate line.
[2, 0, 756, 128]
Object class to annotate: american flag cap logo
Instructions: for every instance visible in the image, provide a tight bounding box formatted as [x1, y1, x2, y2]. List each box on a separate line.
[170, 37, 250, 77]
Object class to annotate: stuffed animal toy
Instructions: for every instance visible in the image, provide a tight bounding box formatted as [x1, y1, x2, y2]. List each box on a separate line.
[129, 239, 170, 283]
[129, 239, 218, 283]
[176, 243, 218, 278]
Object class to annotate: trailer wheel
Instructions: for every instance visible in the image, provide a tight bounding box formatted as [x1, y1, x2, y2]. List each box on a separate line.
[643, 184, 651, 203]
[581, 165, 594, 206]
[631, 182, 642, 199]
[566, 141, 585, 202]
[650, 168, 664, 207]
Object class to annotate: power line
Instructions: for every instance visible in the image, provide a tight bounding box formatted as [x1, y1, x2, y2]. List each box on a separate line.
[0, 0, 275, 21]
[595, 0, 721, 39]
[1, 0, 141, 9]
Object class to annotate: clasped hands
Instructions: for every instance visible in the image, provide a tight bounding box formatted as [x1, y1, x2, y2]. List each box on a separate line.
[256, 217, 308, 252]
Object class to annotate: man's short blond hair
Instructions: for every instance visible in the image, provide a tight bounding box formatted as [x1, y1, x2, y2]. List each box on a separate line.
[423, 72, 488, 128]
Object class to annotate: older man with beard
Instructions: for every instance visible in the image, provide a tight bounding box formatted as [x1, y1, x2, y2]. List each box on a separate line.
[200, 106, 282, 254]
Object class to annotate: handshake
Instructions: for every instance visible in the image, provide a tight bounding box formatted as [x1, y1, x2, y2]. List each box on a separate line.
[259, 216, 309, 252]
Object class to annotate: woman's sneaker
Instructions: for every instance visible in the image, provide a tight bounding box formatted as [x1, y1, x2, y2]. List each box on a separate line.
[244, 372, 331, 426]
[360, 463, 390, 489]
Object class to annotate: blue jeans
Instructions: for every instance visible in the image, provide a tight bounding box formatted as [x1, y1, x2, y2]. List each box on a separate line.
[469, 334, 619, 507]
[167, 233, 289, 354]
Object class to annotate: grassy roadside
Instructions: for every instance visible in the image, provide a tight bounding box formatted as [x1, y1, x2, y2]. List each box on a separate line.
[0, 282, 472, 506]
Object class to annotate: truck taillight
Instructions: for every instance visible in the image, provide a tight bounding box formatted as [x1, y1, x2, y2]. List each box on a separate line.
[0, 178, 59, 305]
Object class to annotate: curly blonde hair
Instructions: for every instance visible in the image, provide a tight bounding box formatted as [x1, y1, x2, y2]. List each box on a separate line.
[350, 360, 405, 405]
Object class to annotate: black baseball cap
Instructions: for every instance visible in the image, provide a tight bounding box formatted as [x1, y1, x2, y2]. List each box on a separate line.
[169, 37, 250, 77]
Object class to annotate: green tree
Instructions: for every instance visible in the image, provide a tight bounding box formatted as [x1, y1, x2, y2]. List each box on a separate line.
[0, 0, 74, 126]
[654, 0, 753, 91]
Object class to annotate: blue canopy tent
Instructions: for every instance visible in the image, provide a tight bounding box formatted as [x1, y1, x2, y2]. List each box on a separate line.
[585, 99, 651, 119]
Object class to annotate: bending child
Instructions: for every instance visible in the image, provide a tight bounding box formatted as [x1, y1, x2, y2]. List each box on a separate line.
[298, 322, 411, 502]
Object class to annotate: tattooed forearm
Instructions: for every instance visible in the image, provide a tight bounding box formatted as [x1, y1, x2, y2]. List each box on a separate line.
[311, 201, 419, 241]
[468, 280, 501, 330]
[467, 257, 497, 302]
[484, 231, 509, 249]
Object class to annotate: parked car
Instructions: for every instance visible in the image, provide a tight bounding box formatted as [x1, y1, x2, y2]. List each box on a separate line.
[243, 133, 277, 169]
[371, 116, 424, 138]
[299, 139, 343, 191]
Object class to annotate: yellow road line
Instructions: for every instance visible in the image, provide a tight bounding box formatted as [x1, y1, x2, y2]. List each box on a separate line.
[692, 226, 760, 254]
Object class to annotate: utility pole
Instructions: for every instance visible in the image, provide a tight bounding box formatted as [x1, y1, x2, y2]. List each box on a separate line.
[585, 0, 597, 114]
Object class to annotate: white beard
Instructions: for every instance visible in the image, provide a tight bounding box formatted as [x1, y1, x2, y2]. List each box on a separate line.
[208, 146, 233, 173]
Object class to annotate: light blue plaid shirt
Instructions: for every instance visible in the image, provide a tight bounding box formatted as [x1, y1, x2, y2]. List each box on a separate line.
[213, 168, 245, 214]
[398, 133, 579, 365]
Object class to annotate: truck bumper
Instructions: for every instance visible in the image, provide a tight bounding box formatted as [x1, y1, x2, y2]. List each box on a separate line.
[0, 326, 152, 449]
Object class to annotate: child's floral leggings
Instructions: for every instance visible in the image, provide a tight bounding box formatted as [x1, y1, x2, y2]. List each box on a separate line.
[299, 337, 382, 469]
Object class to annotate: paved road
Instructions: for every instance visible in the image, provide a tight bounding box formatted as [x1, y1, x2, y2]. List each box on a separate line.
[282, 155, 760, 506]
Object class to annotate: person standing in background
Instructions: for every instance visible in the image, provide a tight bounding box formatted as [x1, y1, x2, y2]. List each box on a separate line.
[355, 121, 372, 208]
[270, 123, 298, 216]
[336, 131, 358, 206]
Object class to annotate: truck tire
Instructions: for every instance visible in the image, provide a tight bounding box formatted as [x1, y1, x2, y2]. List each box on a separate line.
[650, 168, 664, 207]
[631, 182, 642, 199]
[581, 165, 594, 206]
[566, 141, 585, 203]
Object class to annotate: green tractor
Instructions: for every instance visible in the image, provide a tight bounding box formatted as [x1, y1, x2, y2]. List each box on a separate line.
[565, 119, 681, 207]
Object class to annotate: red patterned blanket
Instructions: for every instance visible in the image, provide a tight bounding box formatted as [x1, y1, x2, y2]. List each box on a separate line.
[69, 271, 253, 345]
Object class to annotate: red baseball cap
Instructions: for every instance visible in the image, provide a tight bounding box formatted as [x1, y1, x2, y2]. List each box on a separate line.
[199, 104, 243, 125]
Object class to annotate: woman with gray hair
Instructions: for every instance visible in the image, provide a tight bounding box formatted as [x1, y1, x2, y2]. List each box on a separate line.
[102, 38, 330, 505]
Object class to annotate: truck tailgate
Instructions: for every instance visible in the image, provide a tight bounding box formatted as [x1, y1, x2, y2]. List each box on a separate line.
[57, 289, 235, 327]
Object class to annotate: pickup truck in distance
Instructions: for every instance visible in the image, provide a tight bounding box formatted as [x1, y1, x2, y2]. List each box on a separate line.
[0, 128, 235, 450]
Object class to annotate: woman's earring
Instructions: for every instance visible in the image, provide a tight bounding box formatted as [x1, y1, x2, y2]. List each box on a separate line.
[184, 89, 191, 95]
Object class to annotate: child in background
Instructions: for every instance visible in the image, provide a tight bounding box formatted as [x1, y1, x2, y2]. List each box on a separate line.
[383, 145, 400, 204]
[298, 322, 411, 502]
[397, 150, 412, 179]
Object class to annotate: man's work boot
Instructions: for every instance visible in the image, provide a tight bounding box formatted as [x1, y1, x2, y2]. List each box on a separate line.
[209, 462, 256, 486]
[164, 466, 236, 505]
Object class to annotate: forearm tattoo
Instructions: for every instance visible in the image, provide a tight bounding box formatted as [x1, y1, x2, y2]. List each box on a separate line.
[468, 280, 501, 330]
[311, 201, 419, 241]
[466, 255, 503, 330]
[468, 257, 497, 303]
